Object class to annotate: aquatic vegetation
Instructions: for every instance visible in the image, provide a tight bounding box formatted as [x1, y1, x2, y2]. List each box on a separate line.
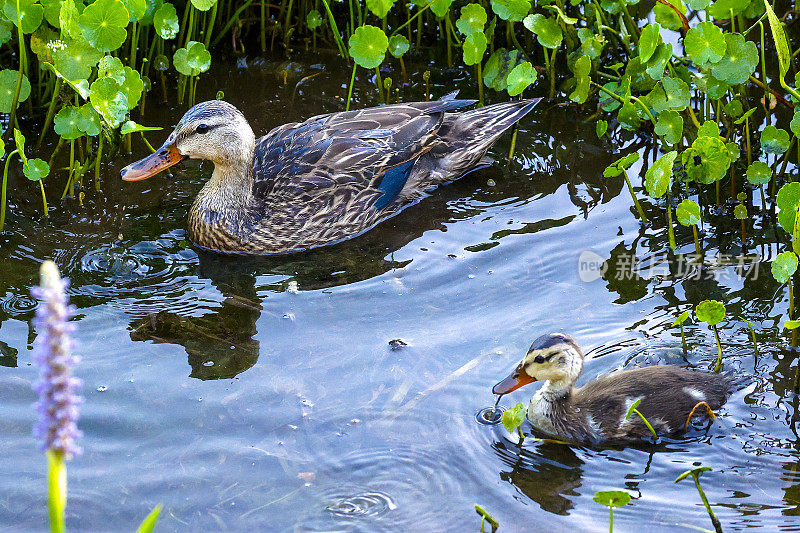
[695, 299, 726, 372]
[675, 466, 722, 533]
[592, 490, 631, 533]
[474, 504, 499, 533]
[672, 311, 690, 354]
[624, 397, 658, 440]
[30, 260, 161, 533]
[501, 401, 526, 441]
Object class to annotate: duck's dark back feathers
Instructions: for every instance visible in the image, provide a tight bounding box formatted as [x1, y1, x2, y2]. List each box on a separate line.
[235, 97, 539, 253]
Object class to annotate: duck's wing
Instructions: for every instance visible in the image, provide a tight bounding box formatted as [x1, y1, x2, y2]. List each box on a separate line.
[251, 98, 476, 212]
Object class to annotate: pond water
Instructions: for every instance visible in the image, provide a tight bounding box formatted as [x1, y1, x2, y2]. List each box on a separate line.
[2, 54, 800, 532]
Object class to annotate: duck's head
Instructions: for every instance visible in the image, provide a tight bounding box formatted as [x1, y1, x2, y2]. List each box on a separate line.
[493, 333, 584, 395]
[121, 100, 256, 182]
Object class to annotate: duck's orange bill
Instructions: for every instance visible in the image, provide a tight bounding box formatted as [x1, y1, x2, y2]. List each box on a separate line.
[493, 364, 536, 395]
[121, 143, 185, 181]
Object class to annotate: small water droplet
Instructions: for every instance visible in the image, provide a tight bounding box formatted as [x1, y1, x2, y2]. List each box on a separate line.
[203, 361, 214, 367]
[476, 406, 503, 425]
[468, 274, 475, 279]
[96, 385, 107, 392]
[487, 179, 496, 187]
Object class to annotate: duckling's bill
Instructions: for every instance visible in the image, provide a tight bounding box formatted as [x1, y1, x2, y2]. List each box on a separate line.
[493, 364, 536, 395]
[121, 142, 185, 181]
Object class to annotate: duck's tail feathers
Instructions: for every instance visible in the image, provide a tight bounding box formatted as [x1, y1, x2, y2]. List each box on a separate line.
[436, 98, 542, 174]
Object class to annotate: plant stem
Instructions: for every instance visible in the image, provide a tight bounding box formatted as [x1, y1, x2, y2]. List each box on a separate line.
[712, 324, 723, 372]
[36, 78, 63, 150]
[633, 409, 658, 439]
[692, 475, 723, 533]
[374, 66, 384, 103]
[0, 149, 18, 233]
[680, 323, 687, 354]
[94, 133, 104, 192]
[622, 171, 648, 222]
[477, 62, 484, 107]
[667, 192, 677, 249]
[692, 224, 702, 257]
[609, 506, 614, 533]
[38, 179, 48, 217]
[46, 450, 66, 533]
[345, 63, 357, 110]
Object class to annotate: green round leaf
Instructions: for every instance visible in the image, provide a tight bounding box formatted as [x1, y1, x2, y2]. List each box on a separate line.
[523, 13, 562, 49]
[645, 42, 672, 81]
[501, 402, 526, 433]
[672, 311, 690, 326]
[430, 0, 455, 17]
[154, 2, 179, 39]
[89, 76, 128, 127]
[708, 0, 749, 19]
[4, 0, 44, 34]
[734, 203, 747, 219]
[698, 120, 720, 138]
[52, 37, 103, 81]
[348, 25, 388, 69]
[306, 9, 323, 30]
[710, 33, 757, 85]
[79, 0, 130, 52]
[772, 251, 799, 284]
[366, 0, 394, 19]
[190, 0, 216, 11]
[0, 69, 31, 113]
[661, 76, 690, 111]
[98, 55, 126, 83]
[695, 299, 725, 325]
[654, 0, 686, 29]
[388, 34, 409, 58]
[596, 119, 608, 138]
[121, 0, 146, 21]
[676, 199, 701, 226]
[77, 104, 101, 136]
[54, 105, 84, 139]
[681, 135, 731, 184]
[654, 110, 683, 145]
[462, 31, 487, 66]
[777, 182, 800, 233]
[746, 161, 771, 185]
[684, 21, 726, 65]
[59, 0, 83, 39]
[761, 125, 791, 154]
[456, 3, 486, 35]
[603, 152, 639, 177]
[506, 61, 536, 96]
[645, 150, 677, 198]
[569, 54, 591, 103]
[23, 158, 50, 181]
[593, 491, 631, 508]
[186, 41, 211, 71]
[638, 23, 662, 63]
[490, 0, 530, 22]
[483, 48, 524, 91]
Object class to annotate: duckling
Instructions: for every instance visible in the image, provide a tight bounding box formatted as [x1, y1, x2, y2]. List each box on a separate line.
[492, 333, 732, 444]
[120, 95, 540, 255]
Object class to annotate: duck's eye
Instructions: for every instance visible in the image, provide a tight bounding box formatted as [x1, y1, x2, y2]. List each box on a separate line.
[196, 124, 210, 134]
[534, 355, 545, 364]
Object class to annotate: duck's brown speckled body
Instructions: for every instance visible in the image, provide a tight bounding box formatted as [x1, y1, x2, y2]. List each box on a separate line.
[122, 96, 540, 255]
[493, 333, 732, 445]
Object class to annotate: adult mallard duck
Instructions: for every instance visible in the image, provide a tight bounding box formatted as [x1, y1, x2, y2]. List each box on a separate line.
[493, 333, 733, 444]
[121, 95, 540, 255]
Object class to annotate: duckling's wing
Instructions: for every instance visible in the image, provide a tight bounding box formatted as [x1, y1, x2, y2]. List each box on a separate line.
[251, 99, 476, 211]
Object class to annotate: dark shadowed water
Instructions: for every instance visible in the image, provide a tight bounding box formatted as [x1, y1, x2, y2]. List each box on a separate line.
[2, 54, 800, 532]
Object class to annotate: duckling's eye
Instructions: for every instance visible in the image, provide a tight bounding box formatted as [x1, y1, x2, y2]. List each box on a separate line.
[196, 124, 210, 134]
[534, 355, 545, 364]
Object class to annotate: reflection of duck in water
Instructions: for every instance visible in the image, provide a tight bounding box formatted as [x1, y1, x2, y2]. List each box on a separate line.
[493, 333, 732, 444]
[121, 95, 539, 255]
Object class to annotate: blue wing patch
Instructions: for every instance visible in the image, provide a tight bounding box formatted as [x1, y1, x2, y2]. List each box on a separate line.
[375, 158, 417, 210]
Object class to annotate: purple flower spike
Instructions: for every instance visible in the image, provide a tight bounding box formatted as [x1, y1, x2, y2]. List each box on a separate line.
[31, 261, 83, 459]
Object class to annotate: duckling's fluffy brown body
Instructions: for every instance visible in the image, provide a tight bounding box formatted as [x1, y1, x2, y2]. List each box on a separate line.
[529, 365, 732, 444]
[494, 333, 733, 445]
